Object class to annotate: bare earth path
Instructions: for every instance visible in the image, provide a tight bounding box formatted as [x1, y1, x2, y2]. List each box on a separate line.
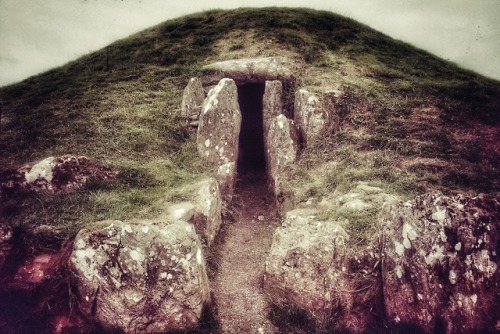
[213, 172, 279, 334]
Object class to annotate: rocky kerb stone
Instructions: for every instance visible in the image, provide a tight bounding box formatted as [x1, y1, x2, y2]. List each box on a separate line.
[69, 219, 211, 334]
[0, 155, 116, 197]
[264, 191, 499, 333]
[381, 192, 499, 334]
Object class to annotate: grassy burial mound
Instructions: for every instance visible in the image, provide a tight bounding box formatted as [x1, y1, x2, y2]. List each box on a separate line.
[0, 7, 499, 334]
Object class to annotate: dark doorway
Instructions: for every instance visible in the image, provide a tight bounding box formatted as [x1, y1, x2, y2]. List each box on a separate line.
[237, 84, 266, 175]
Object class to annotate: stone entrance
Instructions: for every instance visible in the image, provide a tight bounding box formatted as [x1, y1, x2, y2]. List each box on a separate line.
[186, 57, 308, 208]
[237, 83, 266, 175]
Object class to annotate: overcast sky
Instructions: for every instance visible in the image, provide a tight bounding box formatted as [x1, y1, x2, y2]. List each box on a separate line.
[1, 0, 499, 87]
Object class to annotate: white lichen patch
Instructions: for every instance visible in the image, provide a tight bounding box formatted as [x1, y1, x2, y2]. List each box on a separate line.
[196, 248, 202, 265]
[142, 226, 149, 234]
[395, 266, 404, 279]
[439, 230, 447, 242]
[205, 139, 210, 147]
[473, 249, 497, 277]
[130, 249, 145, 262]
[471, 294, 478, 304]
[76, 238, 86, 249]
[126, 291, 143, 303]
[25, 157, 55, 183]
[431, 208, 446, 223]
[449, 269, 458, 285]
[402, 223, 417, 241]
[394, 241, 405, 256]
[425, 245, 445, 265]
[454, 242, 462, 251]
[122, 224, 133, 235]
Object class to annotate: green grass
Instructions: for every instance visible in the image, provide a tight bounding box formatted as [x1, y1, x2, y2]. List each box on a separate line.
[1, 7, 499, 247]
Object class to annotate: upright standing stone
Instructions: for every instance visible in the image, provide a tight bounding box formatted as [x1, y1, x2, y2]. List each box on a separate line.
[180, 77, 205, 118]
[266, 115, 297, 197]
[263, 80, 284, 128]
[191, 178, 223, 246]
[294, 89, 328, 147]
[197, 78, 241, 165]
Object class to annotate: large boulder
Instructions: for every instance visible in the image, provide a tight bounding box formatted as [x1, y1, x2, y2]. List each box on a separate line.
[197, 78, 241, 166]
[203, 57, 295, 85]
[381, 192, 500, 333]
[69, 220, 211, 333]
[180, 77, 205, 119]
[264, 212, 351, 325]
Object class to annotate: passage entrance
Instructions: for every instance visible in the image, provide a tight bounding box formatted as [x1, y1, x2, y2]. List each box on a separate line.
[237, 84, 266, 175]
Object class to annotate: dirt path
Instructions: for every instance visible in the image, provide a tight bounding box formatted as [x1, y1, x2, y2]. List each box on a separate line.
[213, 172, 279, 334]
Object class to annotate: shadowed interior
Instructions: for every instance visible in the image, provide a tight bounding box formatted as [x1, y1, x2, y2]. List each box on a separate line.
[237, 84, 266, 175]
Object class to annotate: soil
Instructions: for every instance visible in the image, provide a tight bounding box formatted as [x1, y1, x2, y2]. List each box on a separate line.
[213, 171, 279, 334]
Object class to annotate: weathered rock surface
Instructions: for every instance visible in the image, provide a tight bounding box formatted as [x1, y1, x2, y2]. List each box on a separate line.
[0, 224, 13, 271]
[166, 202, 196, 222]
[294, 89, 328, 147]
[69, 219, 210, 333]
[216, 162, 236, 204]
[381, 192, 500, 333]
[181, 77, 205, 118]
[162, 178, 223, 246]
[203, 57, 295, 85]
[264, 212, 351, 324]
[266, 114, 298, 196]
[190, 178, 223, 246]
[197, 78, 241, 166]
[0, 155, 115, 197]
[335, 182, 398, 212]
[294, 88, 344, 147]
[263, 80, 284, 126]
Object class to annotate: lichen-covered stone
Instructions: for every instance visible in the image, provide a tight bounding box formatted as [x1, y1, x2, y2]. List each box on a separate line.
[263, 80, 284, 126]
[264, 212, 350, 324]
[266, 114, 297, 196]
[197, 78, 241, 166]
[294, 88, 343, 147]
[166, 202, 196, 222]
[191, 178, 223, 246]
[381, 192, 500, 333]
[180, 77, 205, 118]
[0, 155, 115, 197]
[216, 162, 236, 205]
[69, 220, 210, 334]
[294, 89, 329, 147]
[203, 57, 295, 85]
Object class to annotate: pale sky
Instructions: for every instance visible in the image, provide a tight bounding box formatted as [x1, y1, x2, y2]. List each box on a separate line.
[1, 0, 499, 87]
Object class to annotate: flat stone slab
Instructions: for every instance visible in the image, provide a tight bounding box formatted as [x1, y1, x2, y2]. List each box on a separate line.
[203, 57, 295, 84]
